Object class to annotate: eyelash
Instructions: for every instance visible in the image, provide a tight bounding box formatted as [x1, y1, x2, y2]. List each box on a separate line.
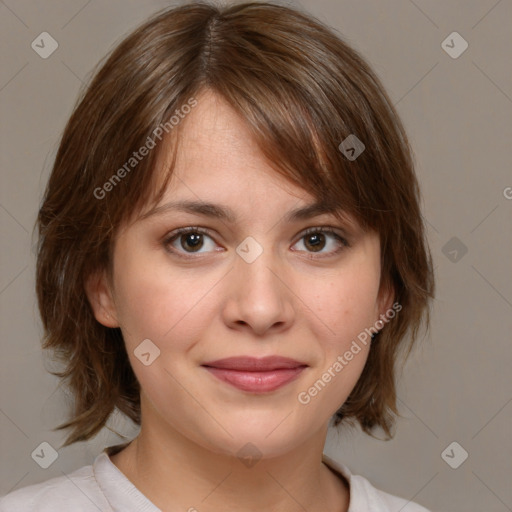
[162, 226, 350, 260]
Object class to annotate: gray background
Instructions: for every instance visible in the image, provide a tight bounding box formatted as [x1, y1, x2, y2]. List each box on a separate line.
[1, 1, 511, 511]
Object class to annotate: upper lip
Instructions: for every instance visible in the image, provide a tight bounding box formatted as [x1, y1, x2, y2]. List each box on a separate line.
[201, 356, 308, 371]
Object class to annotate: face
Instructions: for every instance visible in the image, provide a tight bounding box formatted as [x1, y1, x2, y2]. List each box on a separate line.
[88, 89, 393, 459]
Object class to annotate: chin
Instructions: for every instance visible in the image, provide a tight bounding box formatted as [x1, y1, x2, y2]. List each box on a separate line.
[189, 413, 315, 461]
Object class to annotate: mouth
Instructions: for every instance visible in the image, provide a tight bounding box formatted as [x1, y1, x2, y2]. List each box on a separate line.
[201, 356, 308, 393]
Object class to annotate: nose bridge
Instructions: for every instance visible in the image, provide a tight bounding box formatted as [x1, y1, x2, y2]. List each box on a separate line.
[223, 235, 294, 334]
[237, 246, 279, 294]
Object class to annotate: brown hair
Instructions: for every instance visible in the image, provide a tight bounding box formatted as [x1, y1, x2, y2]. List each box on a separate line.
[36, 0, 435, 447]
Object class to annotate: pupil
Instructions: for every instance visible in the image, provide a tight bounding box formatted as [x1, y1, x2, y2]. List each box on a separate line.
[306, 233, 325, 252]
[179, 232, 327, 253]
[182, 233, 203, 251]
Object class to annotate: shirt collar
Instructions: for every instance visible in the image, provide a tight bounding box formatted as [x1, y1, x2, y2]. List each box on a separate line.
[93, 444, 363, 512]
[93, 444, 160, 512]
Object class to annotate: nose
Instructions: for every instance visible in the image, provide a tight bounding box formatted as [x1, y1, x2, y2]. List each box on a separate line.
[221, 246, 296, 336]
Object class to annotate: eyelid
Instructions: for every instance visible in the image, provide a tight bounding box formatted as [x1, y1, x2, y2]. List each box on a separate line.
[297, 225, 350, 244]
[162, 224, 350, 258]
[291, 226, 350, 259]
[162, 226, 220, 258]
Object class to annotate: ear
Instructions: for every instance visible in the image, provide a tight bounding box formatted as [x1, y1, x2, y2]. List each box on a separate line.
[375, 278, 395, 321]
[84, 269, 119, 328]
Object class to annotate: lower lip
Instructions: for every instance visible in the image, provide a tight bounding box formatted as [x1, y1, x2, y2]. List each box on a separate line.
[202, 366, 307, 393]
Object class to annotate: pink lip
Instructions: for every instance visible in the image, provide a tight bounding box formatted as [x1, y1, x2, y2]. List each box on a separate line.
[201, 356, 308, 393]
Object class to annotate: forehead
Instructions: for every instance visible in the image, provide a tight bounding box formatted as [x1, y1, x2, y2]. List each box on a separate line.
[135, 89, 363, 233]
[148, 92, 305, 206]
[164, 90, 271, 179]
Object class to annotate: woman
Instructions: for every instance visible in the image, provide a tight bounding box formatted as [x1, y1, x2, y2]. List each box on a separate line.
[0, 2, 435, 511]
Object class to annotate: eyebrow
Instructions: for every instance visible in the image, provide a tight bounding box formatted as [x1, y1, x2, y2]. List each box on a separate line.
[139, 199, 346, 224]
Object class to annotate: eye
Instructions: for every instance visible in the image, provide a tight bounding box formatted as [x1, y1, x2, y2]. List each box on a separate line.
[291, 227, 349, 258]
[163, 227, 220, 257]
[163, 225, 350, 260]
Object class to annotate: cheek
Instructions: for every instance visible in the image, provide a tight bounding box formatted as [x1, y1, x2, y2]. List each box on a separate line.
[111, 243, 218, 351]
[296, 268, 379, 416]
[299, 256, 381, 349]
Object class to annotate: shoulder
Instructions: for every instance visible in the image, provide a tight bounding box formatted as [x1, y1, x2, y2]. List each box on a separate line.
[350, 472, 431, 511]
[0, 464, 110, 512]
[322, 454, 431, 512]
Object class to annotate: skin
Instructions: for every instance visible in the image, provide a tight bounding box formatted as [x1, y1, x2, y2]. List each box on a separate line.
[86, 89, 393, 512]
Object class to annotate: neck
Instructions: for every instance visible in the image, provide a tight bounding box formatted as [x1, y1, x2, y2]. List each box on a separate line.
[109, 408, 349, 512]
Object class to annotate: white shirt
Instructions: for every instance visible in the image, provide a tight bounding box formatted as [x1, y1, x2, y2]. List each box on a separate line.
[0, 445, 430, 511]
